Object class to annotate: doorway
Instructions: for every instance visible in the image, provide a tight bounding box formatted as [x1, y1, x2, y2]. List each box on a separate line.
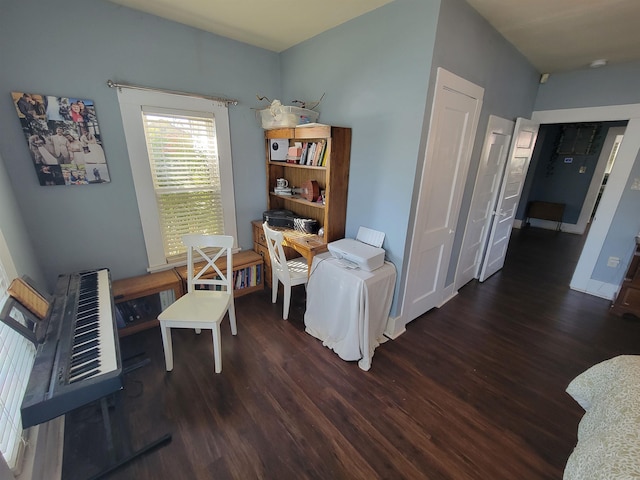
[453, 110, 636, 299]
[532, 106, 640, 299]
[517, 122, 627, 236]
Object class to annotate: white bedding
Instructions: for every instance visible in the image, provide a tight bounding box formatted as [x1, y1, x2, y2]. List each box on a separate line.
[564, 355, 640, 479]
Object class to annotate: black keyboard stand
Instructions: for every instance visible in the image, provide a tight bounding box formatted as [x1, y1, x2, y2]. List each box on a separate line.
[82, 356, 172, 480]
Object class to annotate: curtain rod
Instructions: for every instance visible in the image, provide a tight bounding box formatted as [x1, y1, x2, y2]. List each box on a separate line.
[106, 79, 238, 106]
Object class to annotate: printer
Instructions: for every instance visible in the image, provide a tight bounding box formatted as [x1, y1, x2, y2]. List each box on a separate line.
[328, 227, 386, 271]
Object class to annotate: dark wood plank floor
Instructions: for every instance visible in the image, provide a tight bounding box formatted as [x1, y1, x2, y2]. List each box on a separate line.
[62, 227, 640, 479]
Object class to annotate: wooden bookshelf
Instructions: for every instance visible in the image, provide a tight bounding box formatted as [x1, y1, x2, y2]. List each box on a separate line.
[113, 269, 184, 337]
[113, 251, 263, 337]
[173, 250, 263, 298]
[264, 125, 351, 243]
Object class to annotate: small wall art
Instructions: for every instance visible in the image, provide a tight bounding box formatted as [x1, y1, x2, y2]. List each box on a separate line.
[11, 92, 110, 186]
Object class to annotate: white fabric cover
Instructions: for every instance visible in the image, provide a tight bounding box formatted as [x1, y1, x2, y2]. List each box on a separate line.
[564, 355, 640, 479]
[304, 253, 396, 371]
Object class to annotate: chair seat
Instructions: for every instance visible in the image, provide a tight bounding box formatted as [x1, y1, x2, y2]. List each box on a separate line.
[285, 258, 309, 285]
[158, 291, 232, 327]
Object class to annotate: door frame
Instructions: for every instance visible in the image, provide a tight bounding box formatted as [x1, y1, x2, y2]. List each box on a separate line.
[532, 103, 640, 299]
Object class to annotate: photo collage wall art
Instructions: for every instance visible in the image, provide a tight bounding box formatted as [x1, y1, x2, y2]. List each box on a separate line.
[11, 92, 110, 186]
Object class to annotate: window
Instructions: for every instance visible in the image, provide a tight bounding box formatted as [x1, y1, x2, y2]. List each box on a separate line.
[143, 109, 225, 258]
[117, 89, 238, 271]
[0, 252, 35, 473]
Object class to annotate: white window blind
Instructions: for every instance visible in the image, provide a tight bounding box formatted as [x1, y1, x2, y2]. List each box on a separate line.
[0, 261, 35, 472]
[142, 111, 225, 260]
[117, 88, 238, 271]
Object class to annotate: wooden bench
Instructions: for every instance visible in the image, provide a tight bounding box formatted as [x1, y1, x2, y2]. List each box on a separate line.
[526, 201, 565, 231]
[114, 250, 263, 337]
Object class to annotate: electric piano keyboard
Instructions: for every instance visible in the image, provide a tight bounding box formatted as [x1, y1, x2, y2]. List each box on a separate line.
[21, 269, 122, 429]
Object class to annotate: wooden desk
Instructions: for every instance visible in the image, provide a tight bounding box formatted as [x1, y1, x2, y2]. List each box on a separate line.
[281, 230, 328, 269]
[252, 220, 328, 287]
[252, 220, 327, 267]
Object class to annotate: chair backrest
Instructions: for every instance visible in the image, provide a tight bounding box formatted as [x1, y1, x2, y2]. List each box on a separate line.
[262, 222, 290, 281]
[183, 234, 234, 294]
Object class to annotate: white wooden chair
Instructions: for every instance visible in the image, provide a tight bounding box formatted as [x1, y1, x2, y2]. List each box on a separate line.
[158, 234, 236, 374]
[262, 222, 309, 320]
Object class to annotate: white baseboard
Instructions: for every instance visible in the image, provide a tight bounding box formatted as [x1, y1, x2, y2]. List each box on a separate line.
[521, 218, 584, 235]
[439, 286, 457, 307]
[570, 279, 618, 300]
[384, 315, 406, 339]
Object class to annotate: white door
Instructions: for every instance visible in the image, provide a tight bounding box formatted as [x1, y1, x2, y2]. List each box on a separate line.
[402, 68, 483, 322]
[455, 116, 514, 290]
[479, 118, 539, 281]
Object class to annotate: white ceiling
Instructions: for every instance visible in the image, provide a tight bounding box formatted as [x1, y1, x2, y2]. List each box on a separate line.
[466, 0, 640, 73]
[108, 0, 394, 53]
[108, 0, 640, 74]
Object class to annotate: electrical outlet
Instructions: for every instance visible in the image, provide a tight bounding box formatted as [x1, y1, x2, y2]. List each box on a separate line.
[607, 256, 620, 268]
[631, 178, 640, 190]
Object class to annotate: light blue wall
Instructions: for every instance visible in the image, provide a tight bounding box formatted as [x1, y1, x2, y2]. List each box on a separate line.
[2, 0, 636, 311]
[281, 0, 540, 317]
[280, 0, 441, 316]
[527, 126, 599, 223]
[592, 152, 640, 282]
[0, 0, 280, 290]
[535, 61, 640, 111]
[431, 0, 540, 288]
[0, 151, 43, 285]
[533, 63, 640, 287]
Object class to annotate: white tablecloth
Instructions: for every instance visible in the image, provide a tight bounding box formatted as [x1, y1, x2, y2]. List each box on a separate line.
[304, 252, 396, 371]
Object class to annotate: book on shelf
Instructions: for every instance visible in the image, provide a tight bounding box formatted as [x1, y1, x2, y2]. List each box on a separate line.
[159, 289, 175, 311]
[299, 142, 309, 165]
[307, 139, 320, 165]
[257, 264, 261, 286]
[320, 142, 329, 166]
[234, 270, 244, 290]
[314, 139, 326, 166]
[305, 142, 316, 166]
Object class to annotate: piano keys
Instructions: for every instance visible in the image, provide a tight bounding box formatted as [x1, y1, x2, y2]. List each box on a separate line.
[21, 269, 122, 429]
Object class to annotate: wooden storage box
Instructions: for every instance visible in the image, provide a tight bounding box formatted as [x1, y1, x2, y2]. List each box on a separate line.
[173, 250, 263, 297]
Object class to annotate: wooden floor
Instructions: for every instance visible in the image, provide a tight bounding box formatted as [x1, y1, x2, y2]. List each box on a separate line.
[62, 227, 640, 480]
